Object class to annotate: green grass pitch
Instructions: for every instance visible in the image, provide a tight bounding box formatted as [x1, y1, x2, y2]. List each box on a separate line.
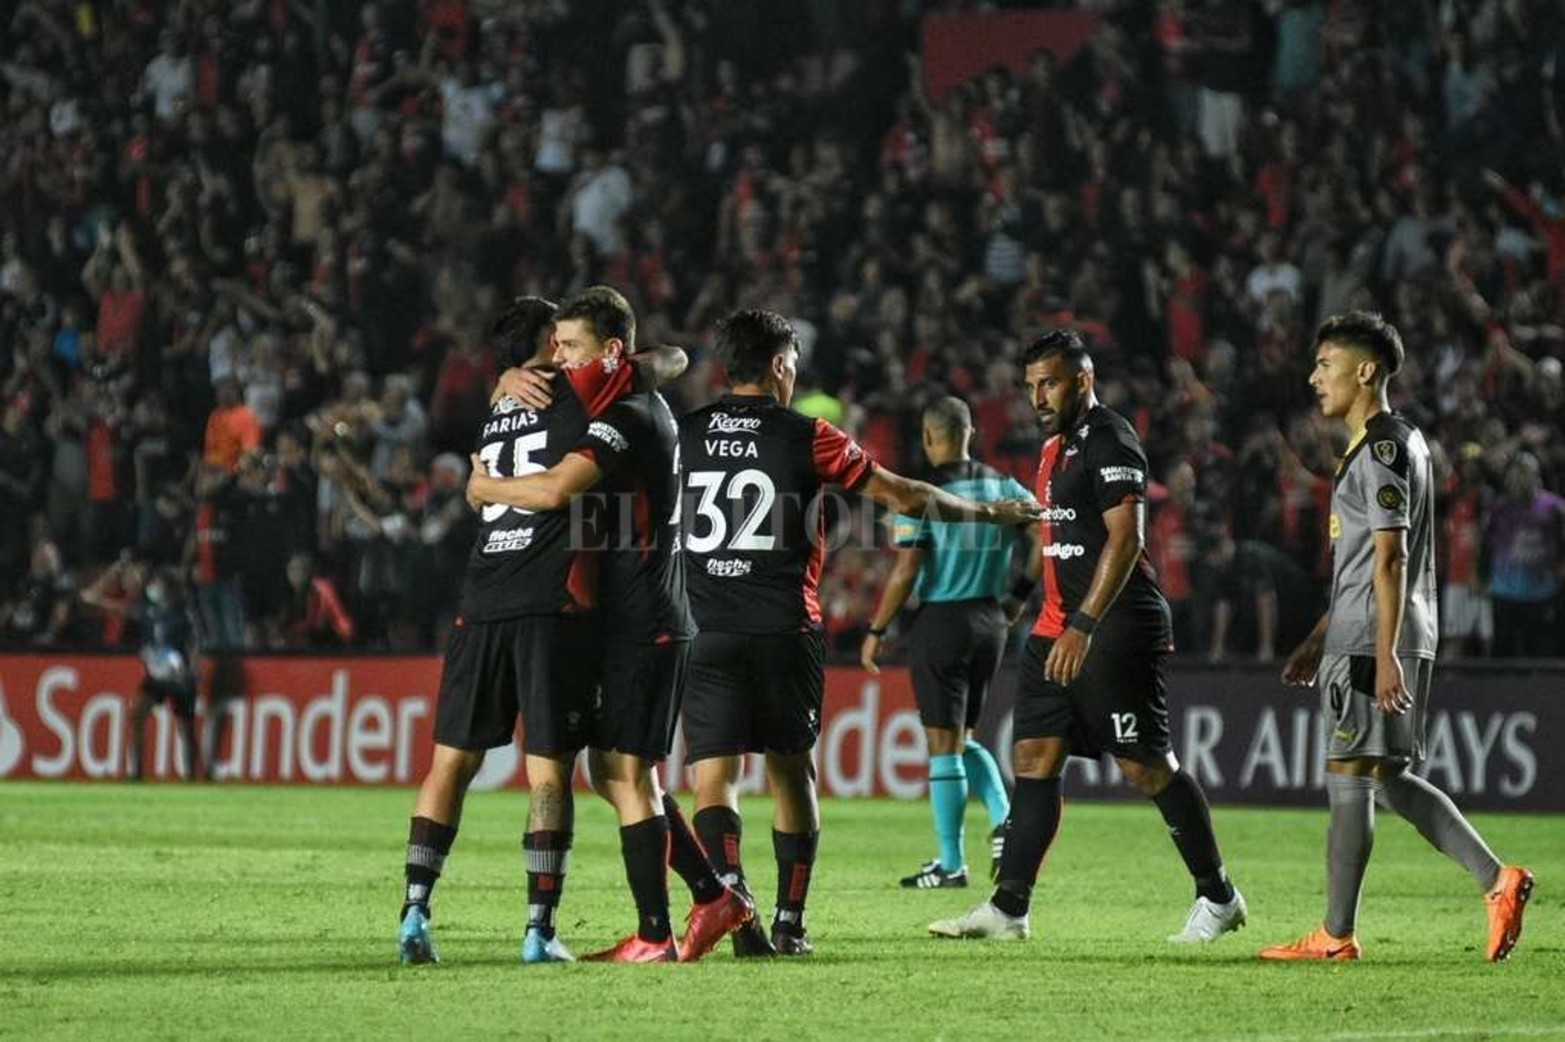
[5, 782, 1561, 1040]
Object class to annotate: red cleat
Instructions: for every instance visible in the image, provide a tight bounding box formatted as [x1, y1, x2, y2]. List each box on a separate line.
[582, 934, 678, 963]
[1485, 866, 1535, 962]
[677, 887, 755, 962]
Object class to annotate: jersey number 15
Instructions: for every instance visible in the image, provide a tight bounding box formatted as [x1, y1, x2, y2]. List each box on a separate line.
[476, 431, 547, 522]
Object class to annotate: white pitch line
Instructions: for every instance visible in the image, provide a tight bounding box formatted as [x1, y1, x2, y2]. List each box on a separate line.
[1231, 1027, 1565, 1042]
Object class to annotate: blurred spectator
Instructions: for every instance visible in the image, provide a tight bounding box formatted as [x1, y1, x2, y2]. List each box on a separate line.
[278, 553, 355, 648]
[2, 538, 74, 645]
[203, 378, 261, 472]
[1485, 453, 1565, 657]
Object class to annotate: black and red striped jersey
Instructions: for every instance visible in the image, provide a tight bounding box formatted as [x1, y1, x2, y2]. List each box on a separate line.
[678, 394, 877, 634]
[457, 358, 631, 622]
[1029, 404, 1172, 650]
[571, 386, 697, 644]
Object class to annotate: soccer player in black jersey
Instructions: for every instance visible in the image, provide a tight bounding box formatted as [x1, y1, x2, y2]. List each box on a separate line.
[469, 287, 750, 963]
[397, 295, 675, 966]
[930, 329, 1247, 944]
[678, 310, 1041, 956]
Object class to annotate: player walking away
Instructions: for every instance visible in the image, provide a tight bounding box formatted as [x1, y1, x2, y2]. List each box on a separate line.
[396, 296, 649, 967]
[861, 396, 1035, 889]
[679, 311, 1043, 956]
[469, 287, 751, 964]
[929, 329, 1247, 944]
[84, 559, 201, 781]
[1258, 311, 1534, 963]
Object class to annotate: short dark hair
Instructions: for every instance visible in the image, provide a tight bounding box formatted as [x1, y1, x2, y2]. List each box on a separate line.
[557, 285, 637, 354]
[715, 309, 797, 384]
[1022, 328, 1090, 371]
[922, 396, 972, 434]
[1315, 310, 1403, 379]
[491, 296, 556, 366]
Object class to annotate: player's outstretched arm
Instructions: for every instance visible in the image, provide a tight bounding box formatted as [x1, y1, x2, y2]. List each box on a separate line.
[467, 452, 602, 512]
[1044, 499, 1143, 685]
[636, 345, 689, 386]
[861, 546, 924, 674]
[862, 468, 1042, 525]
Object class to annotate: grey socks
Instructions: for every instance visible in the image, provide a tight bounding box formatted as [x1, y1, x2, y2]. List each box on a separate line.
[1324, 772, 1377, 938]
[1377, 770, 1503, 892]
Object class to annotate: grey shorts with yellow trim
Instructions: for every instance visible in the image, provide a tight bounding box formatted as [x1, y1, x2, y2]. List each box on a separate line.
[1318, 652, 1433, 761]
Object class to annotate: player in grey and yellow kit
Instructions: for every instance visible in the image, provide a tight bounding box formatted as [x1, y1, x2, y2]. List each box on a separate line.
[1260, 311, 1533, 962]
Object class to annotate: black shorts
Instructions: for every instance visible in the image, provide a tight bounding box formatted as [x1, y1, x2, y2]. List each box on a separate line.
[434, 614, 600, 755]
[1014, 633, 1171, 759]
[140, 677, 196, 715]
[682, 629, 826, 761]
[911, 599, 1006, 731]
[592, 639, 691, 761]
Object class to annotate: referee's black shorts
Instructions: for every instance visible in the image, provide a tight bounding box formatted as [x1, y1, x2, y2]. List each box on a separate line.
[1013, 631, 1172, 760]
[434, 613, 600, 755]
[682, 629, 825, 761]
[910, 598, 1006, 732]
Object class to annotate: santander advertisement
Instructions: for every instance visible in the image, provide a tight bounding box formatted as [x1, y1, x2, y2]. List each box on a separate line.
[0, 655, 932, 798]
[0, 654, 1559, 811]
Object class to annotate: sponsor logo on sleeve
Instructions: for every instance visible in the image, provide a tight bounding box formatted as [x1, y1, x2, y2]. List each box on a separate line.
[587, 421, 629, 452]
[1376, 485, 1405, 510]
[1373, 440, 1399, 466]
[1098, 466, 1144, 485]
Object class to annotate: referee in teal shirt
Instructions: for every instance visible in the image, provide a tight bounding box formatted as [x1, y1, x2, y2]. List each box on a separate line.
[863, 397, 1038, 889]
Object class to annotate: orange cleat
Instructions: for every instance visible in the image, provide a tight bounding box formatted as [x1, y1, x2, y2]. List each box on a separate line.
[582, 934, 678, 963]
[677, 886, 755, 962]
[1258, 925, 1361, 961]
[1485, 866, 1534, 962]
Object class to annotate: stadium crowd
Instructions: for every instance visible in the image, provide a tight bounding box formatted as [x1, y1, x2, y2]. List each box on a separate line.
[1, 0, 1563, 661]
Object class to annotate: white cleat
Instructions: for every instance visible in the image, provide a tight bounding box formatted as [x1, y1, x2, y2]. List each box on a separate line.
[928, 901, 1031, 941]
[1167, 889, 1248, 943]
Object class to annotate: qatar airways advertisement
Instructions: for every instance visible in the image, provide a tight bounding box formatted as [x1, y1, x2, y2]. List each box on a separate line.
[0, 654, 1557, 811]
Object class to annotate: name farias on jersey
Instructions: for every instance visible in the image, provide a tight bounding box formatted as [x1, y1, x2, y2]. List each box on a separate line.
[705, 411, 761, 458]
[482, 400, 541, 439]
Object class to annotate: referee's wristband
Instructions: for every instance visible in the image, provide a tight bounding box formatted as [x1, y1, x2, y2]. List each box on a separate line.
[867, 625, 888, 637]
[1008, 575, 1034, 602]
[1066, 610, 1098, 635]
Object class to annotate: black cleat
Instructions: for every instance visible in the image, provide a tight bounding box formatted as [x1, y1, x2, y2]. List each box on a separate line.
[771, 927, 814, 956]
[731, 918, 779, 958]
[900, 861, 969, 889]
